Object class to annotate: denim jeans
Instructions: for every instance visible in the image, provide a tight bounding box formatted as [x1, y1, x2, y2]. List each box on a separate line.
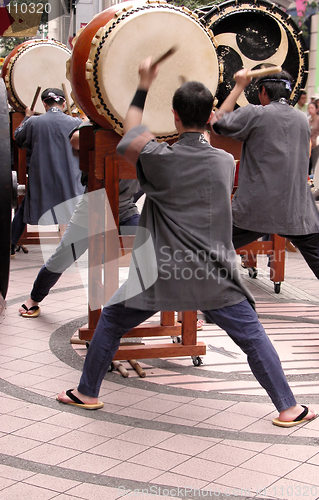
[78, 299, 296, 412]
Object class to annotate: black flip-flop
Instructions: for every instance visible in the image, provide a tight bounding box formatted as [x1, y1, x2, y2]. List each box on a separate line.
[272, 405, 318, 427]
[56, 389, 104, 410]
[20, 304, 40, 318]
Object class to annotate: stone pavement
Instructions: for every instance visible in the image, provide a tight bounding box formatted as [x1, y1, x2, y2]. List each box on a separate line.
[0, 242, 318, 500]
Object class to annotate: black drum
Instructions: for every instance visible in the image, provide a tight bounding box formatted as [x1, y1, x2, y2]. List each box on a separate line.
[196, 0, 308, 107]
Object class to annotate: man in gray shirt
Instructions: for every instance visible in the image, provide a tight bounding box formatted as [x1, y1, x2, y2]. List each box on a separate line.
[19, 123, 141, 318]
[56, 58, 316, 427]
[12, 88, 85, 254]
[212, 70, 319, 278]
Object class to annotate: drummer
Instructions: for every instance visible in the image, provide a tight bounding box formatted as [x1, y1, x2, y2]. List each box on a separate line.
[211, 69, 319, 278]
[11, 88, 85, 256]
[57, 57, 317, 427]
[18, 122, 143, 318]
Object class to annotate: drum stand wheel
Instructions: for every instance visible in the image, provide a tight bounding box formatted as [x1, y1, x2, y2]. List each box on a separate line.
[192, 355, 203, 366]
[171, 335, 181, 344]
[274, 282, 281, 294]
[248, 267, 258, 279]
[171, 336, 204, 366]
[245, 266, 281, 292]
[241, 257, 258, 279]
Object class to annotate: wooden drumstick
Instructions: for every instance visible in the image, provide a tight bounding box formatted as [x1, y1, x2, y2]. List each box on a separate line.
[62, 83, 72, 115]
[128, 359, 146, 378]
[151, 45, 178, 69]
[247, 65, 282, 78]
[30, 86, 41, 111]
[70, 338, 86, 345]
[111, 360, 129, 377]
[233, 65, 282, 80]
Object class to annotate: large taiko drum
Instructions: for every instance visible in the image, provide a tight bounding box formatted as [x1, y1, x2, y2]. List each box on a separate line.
[196, 0, 308, 108]
[1, 39, 72, 114]
[68, 0, 221, 139]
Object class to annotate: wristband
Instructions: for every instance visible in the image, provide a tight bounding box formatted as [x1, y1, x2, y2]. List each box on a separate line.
[131, 89, 148, 110]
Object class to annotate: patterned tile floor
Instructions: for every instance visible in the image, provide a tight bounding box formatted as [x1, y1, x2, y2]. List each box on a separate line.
[1, 240, 319, 499]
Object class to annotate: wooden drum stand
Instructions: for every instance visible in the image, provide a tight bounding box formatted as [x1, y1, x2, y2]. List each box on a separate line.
[77, 125, 206, 365]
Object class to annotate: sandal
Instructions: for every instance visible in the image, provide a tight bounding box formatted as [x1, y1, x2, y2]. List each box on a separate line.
[272, 405, 318, 427]
[20, 304, 40, 318]
[197, 319, 203, 330]
[56, 389, 104, 410]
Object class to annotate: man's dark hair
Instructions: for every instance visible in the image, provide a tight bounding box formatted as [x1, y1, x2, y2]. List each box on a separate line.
[41, 88, 65, 107]
[172, 81, 214, 129]
[256, 70, 294, 102]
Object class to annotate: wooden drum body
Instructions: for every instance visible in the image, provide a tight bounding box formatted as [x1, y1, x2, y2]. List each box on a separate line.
[2, 39, 72, 114]
[68, 0, 221, 139]
[197, 0, 308, 107]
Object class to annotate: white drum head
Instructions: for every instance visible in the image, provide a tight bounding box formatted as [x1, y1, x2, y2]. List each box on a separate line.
[88, 6, 219, 138]
[8, 41, 72, 114]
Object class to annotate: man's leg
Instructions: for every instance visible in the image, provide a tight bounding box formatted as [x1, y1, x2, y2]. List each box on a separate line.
[119, 214, 140, 235]
[71, 303, 157, 398]
[11, 198, 26, 253]
[283, 233, 319, 279]
[19, 220, 89, 313]
[29, 266, 63, 303]
[232, 225, 266, 249]
[203, 299, 296, 412]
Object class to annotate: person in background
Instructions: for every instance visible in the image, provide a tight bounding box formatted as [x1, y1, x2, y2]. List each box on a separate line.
[211, 69, 319, 280]
[308, 101, 319, 175]
[294, 90, 308, 114]
[19, 124, 142, 318]
[12, 88, 85, 257]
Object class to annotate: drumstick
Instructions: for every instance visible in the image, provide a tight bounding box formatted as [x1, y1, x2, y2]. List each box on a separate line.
[30, 86, 41, 111]
[233, 65, 282, 80]
[70, 338, 86, 345]
[247, 65, 282, 78]
[128, 359, 146, 378]
[111, 360, 129, 377]
[151, 45, 178, 69]
[62, 83, 72, 115]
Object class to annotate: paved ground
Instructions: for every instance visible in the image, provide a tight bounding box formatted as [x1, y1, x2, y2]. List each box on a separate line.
[1, 240, 319, 500]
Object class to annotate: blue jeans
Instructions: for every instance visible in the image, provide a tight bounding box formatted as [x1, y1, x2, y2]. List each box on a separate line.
[78, 299, 296, 412]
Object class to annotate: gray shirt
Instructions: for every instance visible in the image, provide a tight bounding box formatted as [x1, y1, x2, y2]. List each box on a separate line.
[115, 125, 254, 312]
[214, 101, 319, 235]
[14, 107, 84, 225]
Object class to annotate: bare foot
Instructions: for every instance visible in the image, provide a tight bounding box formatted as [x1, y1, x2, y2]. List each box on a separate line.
[278, 404, 317, 422]
[56, 388, 99, 405]
[19, 298, 38, 315]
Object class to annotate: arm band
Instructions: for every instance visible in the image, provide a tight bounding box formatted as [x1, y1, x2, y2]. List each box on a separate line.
[130, 89, 148, 110]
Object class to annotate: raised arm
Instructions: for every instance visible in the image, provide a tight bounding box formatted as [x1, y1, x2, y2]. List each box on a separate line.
[14, 107, 35, 148]
[219, 68, 252, 113]
[207, 68, 253, 133]
[123, 57, 159, 134]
